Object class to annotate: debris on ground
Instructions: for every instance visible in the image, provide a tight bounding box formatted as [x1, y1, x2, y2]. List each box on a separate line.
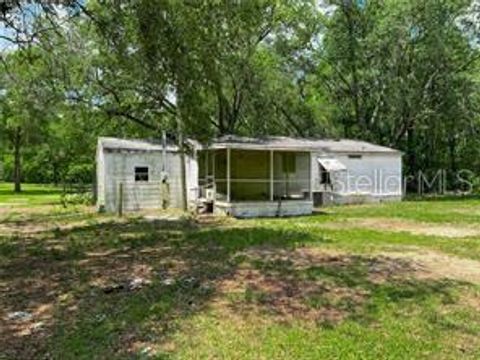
[100, 277, 153, 294]
[161, 277, 175, 286]
[101, 283, 125, 294]
[7, 311, 32, 321]
[128, 277, 152, 291]
[181, 276, 198, 287]
[31, 321, 44, 331]
[94, 314, 106, 323]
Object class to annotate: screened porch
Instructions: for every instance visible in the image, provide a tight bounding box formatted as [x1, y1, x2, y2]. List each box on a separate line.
[198, 149, 312, 203]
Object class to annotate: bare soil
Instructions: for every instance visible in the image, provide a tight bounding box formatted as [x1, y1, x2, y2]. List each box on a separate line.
[323, 217, 480, 238]
[385, 250, 480, 284]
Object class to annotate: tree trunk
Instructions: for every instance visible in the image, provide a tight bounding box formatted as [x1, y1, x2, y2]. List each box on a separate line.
[406, 125, 417, 193]
[448, 135, 457, 190]
[13, 126, 22, 193]
[52, 162, 59, 186]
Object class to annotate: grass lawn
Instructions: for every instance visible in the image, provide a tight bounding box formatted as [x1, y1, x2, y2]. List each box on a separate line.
[0, 182, 63, 206]
[1, 184, 480, 359]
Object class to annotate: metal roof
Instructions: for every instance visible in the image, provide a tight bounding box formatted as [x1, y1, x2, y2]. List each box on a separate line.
[98, 137, 179, 152]
[98, 135, 400, 154]
[208, 135, 400, 154]
[208, 135, 325, 151]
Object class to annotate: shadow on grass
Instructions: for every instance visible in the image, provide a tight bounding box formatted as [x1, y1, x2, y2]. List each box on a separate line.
[0, 216, 470, 359]
[225, 248, 461, 327]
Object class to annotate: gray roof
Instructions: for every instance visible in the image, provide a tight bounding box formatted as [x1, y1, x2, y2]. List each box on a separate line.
[98, 137, 179, 152]
[98, 135, 400, 154]
[208, 135, 400, 154]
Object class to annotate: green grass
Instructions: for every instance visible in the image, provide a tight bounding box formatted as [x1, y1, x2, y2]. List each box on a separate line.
[337, 197, 480, 224]
[2, 188, 480, 359]
[0, 182, 62, 206]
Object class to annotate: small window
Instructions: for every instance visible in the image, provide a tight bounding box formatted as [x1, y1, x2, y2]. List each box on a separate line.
[135, 166, 149, 182]
[319, 165, 331, 185]
[348, 154, 362, 159]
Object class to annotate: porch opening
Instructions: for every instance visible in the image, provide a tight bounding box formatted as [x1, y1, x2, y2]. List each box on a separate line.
[199, 149, 312, 202]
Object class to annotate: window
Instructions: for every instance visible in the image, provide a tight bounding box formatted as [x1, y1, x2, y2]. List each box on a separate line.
[348, 154, 362, 159]
[319, 165, 331, 185]
[135, 166, 149, 182]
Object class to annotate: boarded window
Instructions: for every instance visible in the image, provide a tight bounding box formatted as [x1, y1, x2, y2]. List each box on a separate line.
[282, 153, 296, 173]
[348, 154, 362, 159]
[135, 166, 149, 182]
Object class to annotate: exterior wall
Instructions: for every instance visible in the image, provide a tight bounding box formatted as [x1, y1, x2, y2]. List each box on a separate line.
[96, 142, 106, 209]
[186, 154, 199, 206]
[214, 200, 313, 218]
[312, 152, 402, 202]
[97, 149, 197, 212]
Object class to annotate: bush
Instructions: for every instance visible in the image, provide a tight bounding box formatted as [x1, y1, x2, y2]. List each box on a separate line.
[65, 164, 94, 184]
[61, 192, 94, 206]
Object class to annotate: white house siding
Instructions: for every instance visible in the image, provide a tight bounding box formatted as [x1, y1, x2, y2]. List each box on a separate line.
[98, 150, 198, 212]
[312, 152, 402, 204]
[96, 142, 106, 207]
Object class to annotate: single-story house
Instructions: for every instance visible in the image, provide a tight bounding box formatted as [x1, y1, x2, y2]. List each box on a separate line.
[96, 135, 402, 217]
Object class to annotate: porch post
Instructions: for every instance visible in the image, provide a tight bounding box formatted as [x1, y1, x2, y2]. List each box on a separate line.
[309, 152, 314, 201]
[205, 150, 208, 184]
[212, 151, 216, 198]
[226, 148, 231, 202]
[270, 150, 274, 201]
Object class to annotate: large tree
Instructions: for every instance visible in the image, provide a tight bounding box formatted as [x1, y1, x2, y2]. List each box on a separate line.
[321, 0, 480, 188]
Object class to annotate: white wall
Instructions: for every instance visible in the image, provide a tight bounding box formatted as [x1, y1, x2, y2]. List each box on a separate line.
[97, 149, 198, 212]
[215, 200, 313, 218]
[96, 141, 106, 206]
[312, 152, 402, 197]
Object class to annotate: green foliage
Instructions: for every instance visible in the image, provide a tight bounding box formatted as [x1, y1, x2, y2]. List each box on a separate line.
[61, 192, 94, 206]
[321, 0, 480, 183]
[0, 0, 480, 193]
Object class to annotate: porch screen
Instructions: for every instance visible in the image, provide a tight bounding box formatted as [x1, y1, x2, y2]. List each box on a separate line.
[230, 150, 270, 201]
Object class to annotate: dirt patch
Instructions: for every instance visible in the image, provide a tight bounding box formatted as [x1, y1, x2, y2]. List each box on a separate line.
[385, 250, 480, 284]
[323, 217, 480, 238]
[461, 291, 480, 311]
[0, 215, 111, 235]
[215, 246, 480, 325]
[215, 247, 420, 324]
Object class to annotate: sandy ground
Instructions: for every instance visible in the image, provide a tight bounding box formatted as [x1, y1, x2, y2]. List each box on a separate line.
[385, 250, 480, 284]
[322, 217, 480, 238]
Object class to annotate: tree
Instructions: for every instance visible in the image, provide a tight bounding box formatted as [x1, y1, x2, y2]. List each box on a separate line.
[321, 0, 480, 189]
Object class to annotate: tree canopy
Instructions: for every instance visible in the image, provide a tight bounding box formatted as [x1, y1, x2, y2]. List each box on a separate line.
[0, 0, 479, 193]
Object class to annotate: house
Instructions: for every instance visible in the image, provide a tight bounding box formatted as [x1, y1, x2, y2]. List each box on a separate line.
[96, 135, 402, 217]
